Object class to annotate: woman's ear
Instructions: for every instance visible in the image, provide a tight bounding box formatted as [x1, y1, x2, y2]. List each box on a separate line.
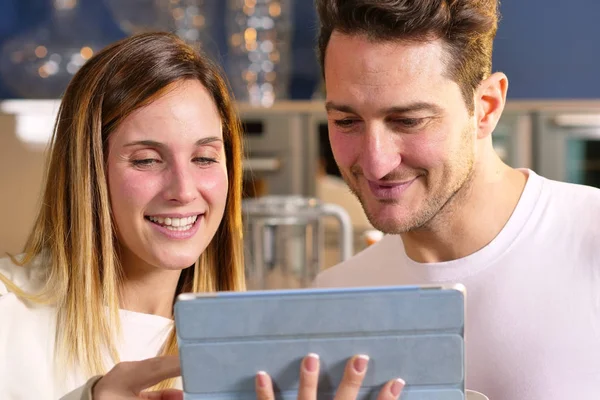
[474, 72, 508, 140]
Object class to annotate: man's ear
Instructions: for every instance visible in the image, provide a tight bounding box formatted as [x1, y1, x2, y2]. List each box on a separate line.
[474, 72, 508, 139]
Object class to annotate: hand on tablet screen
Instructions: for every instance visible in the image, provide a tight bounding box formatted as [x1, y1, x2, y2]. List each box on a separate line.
[254, 353, 405, 400]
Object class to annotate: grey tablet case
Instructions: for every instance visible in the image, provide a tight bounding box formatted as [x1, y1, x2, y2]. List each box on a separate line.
[175, 285, 465, 400]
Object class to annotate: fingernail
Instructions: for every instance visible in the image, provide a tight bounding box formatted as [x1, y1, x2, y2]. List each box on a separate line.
[353, 355, 369, 373]
[304, 353, 320, 372]
[391, 378, 405, 397]
[256, 371, 269, 388]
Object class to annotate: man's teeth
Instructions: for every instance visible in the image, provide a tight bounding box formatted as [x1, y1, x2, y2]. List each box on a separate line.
[147, 215, 198, 230]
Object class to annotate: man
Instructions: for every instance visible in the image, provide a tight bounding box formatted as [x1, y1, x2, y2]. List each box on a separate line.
[313, 0, 600, 399]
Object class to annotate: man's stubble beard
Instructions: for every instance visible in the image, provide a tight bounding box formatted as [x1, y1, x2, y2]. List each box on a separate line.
[341, 125, 476, 234]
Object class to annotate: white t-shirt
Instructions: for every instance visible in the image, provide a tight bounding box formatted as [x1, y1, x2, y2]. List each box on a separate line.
[0, 255, 175, 399]
[315, 170, 600, 399]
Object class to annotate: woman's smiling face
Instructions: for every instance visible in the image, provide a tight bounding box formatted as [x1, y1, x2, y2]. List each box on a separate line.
[107, 79, 228, 273]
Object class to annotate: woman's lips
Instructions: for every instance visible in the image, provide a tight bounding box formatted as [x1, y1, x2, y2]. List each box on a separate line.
[146, 214, 203, 239]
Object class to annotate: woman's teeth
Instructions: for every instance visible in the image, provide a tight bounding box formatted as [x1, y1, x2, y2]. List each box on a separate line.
[147, 215, 198, 230]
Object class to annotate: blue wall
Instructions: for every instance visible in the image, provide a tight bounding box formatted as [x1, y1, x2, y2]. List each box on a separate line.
[492, 0, 600, 99]
[0, 1, 598, 100]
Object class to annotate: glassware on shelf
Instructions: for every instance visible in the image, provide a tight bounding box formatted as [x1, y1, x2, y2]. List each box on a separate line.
[0, 0, 111, 99]
[226, 0, 293, 107]
[104, 0, 218, 55]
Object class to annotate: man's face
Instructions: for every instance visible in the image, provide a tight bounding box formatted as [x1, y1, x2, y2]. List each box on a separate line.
[324, 33, 477, 233]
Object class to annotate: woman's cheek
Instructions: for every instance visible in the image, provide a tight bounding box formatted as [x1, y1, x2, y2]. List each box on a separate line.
[197, 165, 229, 199]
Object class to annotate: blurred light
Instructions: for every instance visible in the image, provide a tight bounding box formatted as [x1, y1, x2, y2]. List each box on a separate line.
[70, 52, 84, 66]
[35, 46, 48, 58]
[80, 46, 93, 60]
[244, 28, 257, 42]
[44, 60, 59, 75]
[260, 40, 273, 52]
[243, 70, 257, 82]
[172, 7, 185, 20]
[265, 71, 276, 82]
[248, 52, 260, 62]
[186, 6, 200, 16]
[268, 2, 281, 17]
[192, 14, 205, 27]
[261, 17, 274, 29]
[269, 51, 280, 62]
[261, 60, 274, 72]
[261, 92, 274, 107]
[226, 0, 290, 107]
[66, 62, 78, 74]
[38, 67, 49, 79]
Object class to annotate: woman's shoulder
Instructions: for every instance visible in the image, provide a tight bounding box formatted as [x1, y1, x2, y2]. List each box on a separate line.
[0, 252, 48, 295]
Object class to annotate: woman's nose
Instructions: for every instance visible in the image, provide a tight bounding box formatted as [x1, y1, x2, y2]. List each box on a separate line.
[164, 164, 198, 204]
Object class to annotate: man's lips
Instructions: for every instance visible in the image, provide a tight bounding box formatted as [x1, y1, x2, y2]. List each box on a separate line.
[367, 177, 418, 199]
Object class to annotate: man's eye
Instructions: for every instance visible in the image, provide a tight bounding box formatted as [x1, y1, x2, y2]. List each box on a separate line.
[394, 118, 426, 128]
[333, 119, 356, 128]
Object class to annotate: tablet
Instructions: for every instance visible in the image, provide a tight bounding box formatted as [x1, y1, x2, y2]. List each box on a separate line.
[174, 284, 465, 400]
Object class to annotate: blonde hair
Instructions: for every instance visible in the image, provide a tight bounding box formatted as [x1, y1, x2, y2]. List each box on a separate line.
[0, 32, 245, 389]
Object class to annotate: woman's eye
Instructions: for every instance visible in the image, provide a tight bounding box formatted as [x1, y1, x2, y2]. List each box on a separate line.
[131, 159, 159, 167]
[194, 157, 217, 165]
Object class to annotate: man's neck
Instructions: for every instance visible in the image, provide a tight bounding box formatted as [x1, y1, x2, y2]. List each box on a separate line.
[400, 155, 528, 263]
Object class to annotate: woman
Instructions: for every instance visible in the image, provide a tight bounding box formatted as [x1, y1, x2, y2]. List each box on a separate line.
[0, 32, 404, 400]
[0, 30, 243, 398]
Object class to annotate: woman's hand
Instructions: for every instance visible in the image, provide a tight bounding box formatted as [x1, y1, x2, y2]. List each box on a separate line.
[92, 355, 182, 400]
[255, 353, 405, 400]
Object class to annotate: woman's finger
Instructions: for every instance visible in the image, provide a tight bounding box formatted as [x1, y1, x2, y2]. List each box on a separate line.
[255, 370, 275, 400]
[333, 355, 370, 400]
[297, 353, 320, 400]
[376, 378, 405, 400]
[126, 356, 182, 394]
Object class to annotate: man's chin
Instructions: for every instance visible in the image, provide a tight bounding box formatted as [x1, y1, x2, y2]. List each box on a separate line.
[364, 205, 418, 234]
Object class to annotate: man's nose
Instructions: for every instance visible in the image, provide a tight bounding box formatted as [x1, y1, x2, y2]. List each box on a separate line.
[359, 126, 402, 181]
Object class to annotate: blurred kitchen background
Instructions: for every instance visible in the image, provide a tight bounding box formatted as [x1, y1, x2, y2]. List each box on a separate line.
[1, 0, 600, 289]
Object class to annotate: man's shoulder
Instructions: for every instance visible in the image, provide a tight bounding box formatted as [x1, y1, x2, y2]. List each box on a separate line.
[539, 177, 600, 230]
[530, 176, 600, 263]
[543, 176, 600, 207]
[315, 234, 404, 288]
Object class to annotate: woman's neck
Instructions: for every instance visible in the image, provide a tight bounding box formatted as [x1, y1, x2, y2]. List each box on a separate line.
[119, 261, 183, 319]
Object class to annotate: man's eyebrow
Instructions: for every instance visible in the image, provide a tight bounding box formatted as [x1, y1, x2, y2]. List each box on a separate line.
[325, 101, 443, 115]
